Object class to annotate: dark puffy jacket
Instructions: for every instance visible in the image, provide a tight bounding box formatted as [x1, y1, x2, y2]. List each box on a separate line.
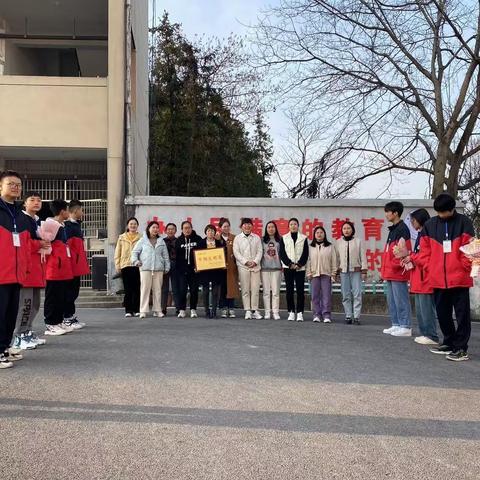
[380, 220, 411, 282]
[22, 212, 46, 288]
[45, 223, 74, 281]
[0, 200, 31, 286]
[175, 231, 203, 273]
[64, 219, 90, 277]
[416, 212, 474, 289]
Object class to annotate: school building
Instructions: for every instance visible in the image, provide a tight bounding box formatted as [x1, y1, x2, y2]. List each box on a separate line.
[0, 0, 150, 286]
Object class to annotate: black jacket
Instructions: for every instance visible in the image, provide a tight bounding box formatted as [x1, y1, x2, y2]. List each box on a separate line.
[175, 231, 203, 273]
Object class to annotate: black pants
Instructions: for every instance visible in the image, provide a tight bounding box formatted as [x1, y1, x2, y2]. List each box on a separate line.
[0, 283, 21, 353]
[218, 271, 234, 309]
[202, 282, 221, 313]
[44, 280, 68, 326]
[121, 267, 140, 314]
[177, 270, 199, 310]
[434, 287, 471, 352]
[64, 276, 81, 318]
[161, 269, 181, 314]
[284, 268, 306, 313]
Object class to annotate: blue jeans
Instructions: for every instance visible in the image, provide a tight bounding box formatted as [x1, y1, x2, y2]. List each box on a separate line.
[385, 280, 411, 328]
[414, 294, 439, 341]
[340, 272, 362, 319]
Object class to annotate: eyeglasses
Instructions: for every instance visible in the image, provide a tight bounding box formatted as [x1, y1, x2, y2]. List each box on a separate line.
[5, 182, 22, 188]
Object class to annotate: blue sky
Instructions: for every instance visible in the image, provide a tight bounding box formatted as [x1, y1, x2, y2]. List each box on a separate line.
[152, 0, 428, 199]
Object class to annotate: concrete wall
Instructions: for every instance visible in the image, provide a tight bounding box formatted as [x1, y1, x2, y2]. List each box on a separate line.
[130, 0, 149, 195]
[0, 75, 108, 148]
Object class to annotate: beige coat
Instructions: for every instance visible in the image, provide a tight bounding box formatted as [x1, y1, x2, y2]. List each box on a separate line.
[306, 244, 338, 278]
[336, 238, 368, 273]
[114, 232, 142, 270]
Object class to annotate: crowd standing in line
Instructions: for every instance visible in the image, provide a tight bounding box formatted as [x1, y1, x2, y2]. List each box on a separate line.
[0, 169, 476, 369]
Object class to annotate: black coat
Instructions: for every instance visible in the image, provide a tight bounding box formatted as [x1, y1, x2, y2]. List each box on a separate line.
[196, 238, 226, 285]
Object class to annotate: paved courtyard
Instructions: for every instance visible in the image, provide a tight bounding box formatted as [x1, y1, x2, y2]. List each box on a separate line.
[1, 309, 479, 479]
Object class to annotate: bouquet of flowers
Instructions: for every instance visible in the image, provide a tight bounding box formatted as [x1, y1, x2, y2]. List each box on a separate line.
[392, 237, 414, 271]
[37, 218, 61, 262]
[460, 238, 480, 277]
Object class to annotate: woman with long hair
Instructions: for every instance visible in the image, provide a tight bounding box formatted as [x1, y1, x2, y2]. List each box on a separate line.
[261, 221, 282, 319]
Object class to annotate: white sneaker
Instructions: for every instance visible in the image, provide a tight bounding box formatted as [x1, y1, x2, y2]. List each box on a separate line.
[313, 316, 321, 323]
[66, 318, 85, 330]
[190, 309, 198, 318]
[153, 312, 165, 318]
[177, 310, 186, 318]
[0, 353, 13, 369]
[59, 322, 74, 333]
[273, 313, 281, 320]
[296, 312, 304, 322]
[253, 311, 263, 320]
[414, 336, 438, 345]
[125, 313, 132, 318]
[228, 309, 236, 318]
[264, 311, 271, 320]
[323, 318, 332, 323]
[287, 312, 296, 321]
[391, 327, 412, 337]
[383, 326, 399, 335]
[139, 313, 147, 319]
[245, 311, 252, 320]
[12, 333, 36, 350]
[7, 348, 23, 361]
[44, 324, 67, 336]
[221, 309, 228, 318]
[134, 313, 140, 317]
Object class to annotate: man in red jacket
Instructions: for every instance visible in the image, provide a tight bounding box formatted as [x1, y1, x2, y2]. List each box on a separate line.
[63, 200, 90, 329]
[416, 193, 474, 361]
[12, 191, 49, 350]
[0, 171, 31, 368]
[381, 201, 413, 337]
[44, 199, 75, 336]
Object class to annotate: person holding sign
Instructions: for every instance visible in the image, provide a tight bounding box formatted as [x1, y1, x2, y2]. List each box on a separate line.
[0, 171, 32, 368]
[233, 218, 263, 320]
[416, 193, 474, 361]
[196, 224, 226, 318]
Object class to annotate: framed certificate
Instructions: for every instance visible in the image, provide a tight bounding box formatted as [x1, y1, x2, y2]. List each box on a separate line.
[194, 247, 226, 272]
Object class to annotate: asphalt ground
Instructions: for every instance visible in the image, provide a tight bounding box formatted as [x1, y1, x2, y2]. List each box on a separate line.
[1, 309, 479, 480]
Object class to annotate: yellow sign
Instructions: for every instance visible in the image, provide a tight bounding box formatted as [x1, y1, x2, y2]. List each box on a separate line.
[194, 247, 226, 272]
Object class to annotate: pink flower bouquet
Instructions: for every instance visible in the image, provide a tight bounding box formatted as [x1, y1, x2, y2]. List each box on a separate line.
[392, 237, 413, 271]
[460, 239, 480, 277]
[38, 218, 61, 262]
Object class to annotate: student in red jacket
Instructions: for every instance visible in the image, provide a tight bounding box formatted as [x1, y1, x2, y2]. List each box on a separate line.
[416, 193, 474, 362]
[44, 199, 75, 336]
[381, 201, 413, 337]
[63, 200, 90, 329]
[0, 171, 31, 369]
[12, 191, 49, 350]
[404, 208, 439, 346]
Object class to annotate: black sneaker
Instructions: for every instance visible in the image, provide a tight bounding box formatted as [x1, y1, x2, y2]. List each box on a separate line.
[345, 317, 352, 325]
[353, 318, 361, 325]
[446, 351, 469, 362]
[430, 344, 453, 355]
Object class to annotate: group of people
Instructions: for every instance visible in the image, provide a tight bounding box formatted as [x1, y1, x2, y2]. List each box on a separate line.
[0, 167, 475, 370]
[0, 170, 89, 369]
[114, 193, 476, 363]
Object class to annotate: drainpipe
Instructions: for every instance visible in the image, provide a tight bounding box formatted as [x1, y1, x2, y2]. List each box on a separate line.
[125, 0, 134, 197]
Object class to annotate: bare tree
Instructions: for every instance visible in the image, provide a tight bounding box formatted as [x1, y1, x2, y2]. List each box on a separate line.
[254, 0, 480, 197]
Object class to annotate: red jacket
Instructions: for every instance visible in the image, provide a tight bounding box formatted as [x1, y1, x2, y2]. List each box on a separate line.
[0, 200, 31, 286]
[45, 225, 74, 281]
[416, 212, 474, 289]
[22, 212, 46, 288]
[381, 220, 411, 282]
[409, 230, 432, 294]
[65, 220, 90, 277]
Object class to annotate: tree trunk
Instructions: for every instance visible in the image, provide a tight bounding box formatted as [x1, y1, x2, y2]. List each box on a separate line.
[432, 143, 452, 198]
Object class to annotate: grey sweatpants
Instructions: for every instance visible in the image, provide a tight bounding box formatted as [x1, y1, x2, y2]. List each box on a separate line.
[14, 288, 41, 335]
